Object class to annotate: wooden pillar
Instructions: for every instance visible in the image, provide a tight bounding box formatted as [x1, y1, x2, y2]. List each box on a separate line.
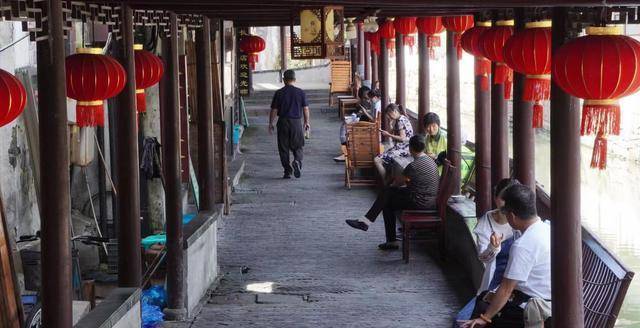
[36, 0, 72, 325]
[350, 42, 357, 82]
[371, 51, 379, 88]
[380, 38, 390, 109]
[446, 30, 461, 193]
[475, 59, 492, 217]
[197, 18, 216, 211]
[364, 38, 371, 83]
[417, 32, 429, 133]
[491, 62, 509, 189]
[357, 22, 365, 77]
[115, 4, 142, 288]
[550, 7, 584, 327]
[162, 12, 186, 320]
[512, 8, 536, 190]
[279, 26, 287, 82]
[395, 32, 406, 109]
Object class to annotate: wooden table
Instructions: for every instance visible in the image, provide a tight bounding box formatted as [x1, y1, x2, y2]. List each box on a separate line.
[337, 97, 359, 120]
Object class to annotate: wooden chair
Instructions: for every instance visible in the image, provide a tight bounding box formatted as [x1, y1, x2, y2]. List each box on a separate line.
[338, 97, 359, 120]
[329, 60, 352, 107]
[344, 121, 381, 189]
[399, 160, 456, 263]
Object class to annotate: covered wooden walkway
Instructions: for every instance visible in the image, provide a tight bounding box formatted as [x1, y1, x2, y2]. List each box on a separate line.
[169, 91, 470, 327]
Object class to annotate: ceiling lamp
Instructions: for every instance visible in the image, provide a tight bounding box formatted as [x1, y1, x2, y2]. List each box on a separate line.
[363, 16, 379, 33]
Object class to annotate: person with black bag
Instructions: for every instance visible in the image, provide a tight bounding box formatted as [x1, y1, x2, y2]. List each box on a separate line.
[462, 184, 551, 328]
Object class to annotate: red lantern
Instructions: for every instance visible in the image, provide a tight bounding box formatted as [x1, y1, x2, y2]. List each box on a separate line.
[461, 21, 492, 91]
[552, 26, 640, 169]
[0, 69, 26, 128]
[442, 15, 474, 59]
[416, 16, 445, 59]
[503, 21, 552, 128]
[479, 19, 514, 100]
[378, 19, 395, 40]
[394, 17, 417, 52]
[367, 31, 381, 55]
[239, 35, 266, 70]
[134, 44, 164, 114]
[66, 48, 126, 127]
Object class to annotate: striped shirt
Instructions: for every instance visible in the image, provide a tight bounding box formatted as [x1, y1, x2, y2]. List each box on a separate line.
[403, 155, 439, 209]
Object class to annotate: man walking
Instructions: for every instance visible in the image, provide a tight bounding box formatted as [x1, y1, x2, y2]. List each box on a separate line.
[269, 69, 310, 179]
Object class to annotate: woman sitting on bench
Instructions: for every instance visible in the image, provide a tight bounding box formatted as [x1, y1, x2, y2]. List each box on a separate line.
[374, 103, 414, 182]
[455, 178, 520, 325]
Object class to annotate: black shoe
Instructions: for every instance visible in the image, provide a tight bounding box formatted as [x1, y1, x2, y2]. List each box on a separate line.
[283, 173, 291, 179]
[292, 160, 302, 178]
[345, 219, 368, 231]
[378, 242, 399, 251]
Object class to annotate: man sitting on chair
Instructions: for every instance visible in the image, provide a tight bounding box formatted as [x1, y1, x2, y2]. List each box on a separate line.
[345, 135, 439, 250]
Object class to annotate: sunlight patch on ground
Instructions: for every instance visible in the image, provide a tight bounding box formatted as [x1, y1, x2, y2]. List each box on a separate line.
[246, 282, 275, 293]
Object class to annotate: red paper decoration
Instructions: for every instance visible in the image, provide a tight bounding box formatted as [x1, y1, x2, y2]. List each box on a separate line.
[442, 15, 474, 60]
[461, 21, 492, 91]
[552, 26, 640, 169]
[0, 69, 26, 128]
[416, 16, 445, 59]
[134, 44, 164, 114]
[479, 19, 514, 100]
[66, 48, 126, 127]
[503, 21, 552, 128]
[239, 35, 266, 70]
[394, 17, 417, 53]
[378, 19, 395, 40]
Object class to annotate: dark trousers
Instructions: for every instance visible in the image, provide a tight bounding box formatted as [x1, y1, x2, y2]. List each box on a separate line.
[277, 118, 304, 174]
[365, 187, 418, 242]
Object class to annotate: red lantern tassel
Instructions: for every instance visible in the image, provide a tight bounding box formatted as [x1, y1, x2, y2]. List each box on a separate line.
[590, 132, 608, 170]
[454, 33, 463, 60]
[580, 100, 621, 136]
[494, 64, 512, 100]
[475, 58, 491, 92]
[136, 89, 146, 114]
[532, 102, 544, 128]
[523, 76, 551, 103]
[427, 35, 441, 48]
[76, 101, 104, 127]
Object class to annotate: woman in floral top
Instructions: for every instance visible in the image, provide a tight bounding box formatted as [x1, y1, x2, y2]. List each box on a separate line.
[374, 103, 414, 180]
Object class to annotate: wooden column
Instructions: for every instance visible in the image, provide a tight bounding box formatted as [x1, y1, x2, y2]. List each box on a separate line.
[446, 30, 461, 193]
[279, 26, 287, 82]
[115, 4, 142, 288]
[417, 32, 429, 133]
[197, 18, 216, 211]
[371, 51, 379, 88]
[380, 38, 390, 109]
[357, 22, 365, 77]
[350, 42, 357, 82]
[364, 38, 371, 83]
[550, 7, 584, 327]
[162, 13, 186, 320]
[512, 9, 536, 190]
[395, 31, 406, 109]
[475, 60, 492, 217]
[36, 0, 72, 325]
[490, 62, 509, 189]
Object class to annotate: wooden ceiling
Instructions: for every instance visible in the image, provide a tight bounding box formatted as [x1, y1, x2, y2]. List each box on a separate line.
[123, 0, 640, 27]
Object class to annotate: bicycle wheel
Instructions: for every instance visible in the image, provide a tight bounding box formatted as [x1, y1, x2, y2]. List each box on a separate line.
[24, 303, 42, 328]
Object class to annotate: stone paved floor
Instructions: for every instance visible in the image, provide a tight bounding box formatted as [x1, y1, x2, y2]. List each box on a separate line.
[169, 99, 471, 327]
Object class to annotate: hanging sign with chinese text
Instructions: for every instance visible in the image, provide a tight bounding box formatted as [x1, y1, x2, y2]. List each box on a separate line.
[237, 27, 252, 96]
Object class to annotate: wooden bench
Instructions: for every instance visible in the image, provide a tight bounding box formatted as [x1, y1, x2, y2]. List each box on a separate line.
[399, 160, 456, 263]
[582, 227, 634, 327]
[329, 60, 352, 107]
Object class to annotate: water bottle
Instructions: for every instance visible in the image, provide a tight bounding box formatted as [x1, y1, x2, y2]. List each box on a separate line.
[351, 113, 357, 123]
[304, 126, 311, 139]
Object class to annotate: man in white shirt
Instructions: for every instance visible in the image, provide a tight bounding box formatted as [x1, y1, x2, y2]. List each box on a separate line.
[463, 184, 551, 328]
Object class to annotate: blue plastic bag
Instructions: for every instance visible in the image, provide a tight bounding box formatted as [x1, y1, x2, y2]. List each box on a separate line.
[141, 285, 167, 327]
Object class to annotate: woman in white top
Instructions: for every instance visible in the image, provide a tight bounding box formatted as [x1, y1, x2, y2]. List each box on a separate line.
[454, 178, 520, 326]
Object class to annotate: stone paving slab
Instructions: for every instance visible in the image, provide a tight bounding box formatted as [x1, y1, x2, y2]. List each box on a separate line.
[165, 101, 472, 327]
